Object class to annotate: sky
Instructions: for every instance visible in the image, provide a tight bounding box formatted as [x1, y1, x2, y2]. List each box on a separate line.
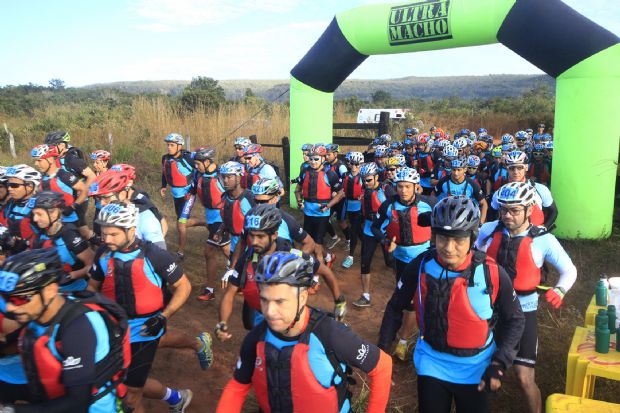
[1, 0, 618, 87]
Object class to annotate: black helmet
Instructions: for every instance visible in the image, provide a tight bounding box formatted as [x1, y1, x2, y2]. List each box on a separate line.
[244, 204, 282, 233]
[0, 225, 16, 253]
[325, 143, 340, 153]
[32, 190, 66, 210]
[0, 248, 63, 296]
[255, 252, 314, 287]
[194, 146, 216, 162]
[431, 196, 480, 237]
[44, 131, 71, 146]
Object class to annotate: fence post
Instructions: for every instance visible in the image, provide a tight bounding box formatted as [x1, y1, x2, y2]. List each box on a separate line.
[3, 123, 16, 159]
[249, 134, 257, 144]
[107, 132, 113, 147]
[281, 136, 290, 186]
[378, 112, 390, 136]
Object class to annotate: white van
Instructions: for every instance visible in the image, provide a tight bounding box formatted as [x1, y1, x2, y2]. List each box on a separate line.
[356, 108, 410, 123]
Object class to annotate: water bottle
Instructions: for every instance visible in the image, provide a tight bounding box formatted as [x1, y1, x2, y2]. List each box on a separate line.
[595, 309, 610, 354]
[596, 279, 608, 306]
[608, 305, 617, 334]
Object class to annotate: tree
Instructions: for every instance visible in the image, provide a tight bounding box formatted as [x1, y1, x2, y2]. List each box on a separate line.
[372, 89, 392, 105]
[180, 76, 226, 111]
[49, 78, 65, 90]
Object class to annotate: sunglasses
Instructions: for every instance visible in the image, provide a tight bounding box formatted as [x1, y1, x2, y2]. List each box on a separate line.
[386, 168, 398, 172]
[349, 163, 360, 166]
[255, 196, 276, 204]
[499, 207, 525, 216]
[309, 157, 322, 162]
[2, 293, 35, 306]
[243, 156, 253, 160]
[363, 178, 375, 183]
[234, 146, 245, 150]
[7, 182, 26, 188]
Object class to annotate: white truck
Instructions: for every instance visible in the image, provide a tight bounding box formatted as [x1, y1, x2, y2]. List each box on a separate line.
[356, 108, 410, 123]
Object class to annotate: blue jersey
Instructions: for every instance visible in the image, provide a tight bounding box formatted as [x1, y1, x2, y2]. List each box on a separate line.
[434, 176, 485, 204]
[0, 298, 27, 385]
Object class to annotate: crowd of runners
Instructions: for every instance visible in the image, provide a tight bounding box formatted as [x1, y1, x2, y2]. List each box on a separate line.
[0, 123, 575, 413]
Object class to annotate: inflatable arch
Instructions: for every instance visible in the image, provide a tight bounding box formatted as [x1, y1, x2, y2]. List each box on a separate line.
[289, 0, 620, 239]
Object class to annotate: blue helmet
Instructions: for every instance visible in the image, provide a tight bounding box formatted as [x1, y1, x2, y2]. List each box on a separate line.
[451, 157, 468, 169]
[515, 131, 528, 140]
[502, 143, 517, 152]
[477, 128, 487, 135]
[405, 128, 414, 135]
[219, 161, 245, 176]
[532, 133, 543, 142]
[501, 134, 515, 144]
[374, 145, 389, 158]
[394, 167, 420, 184]
[533, 143, 545, 152]
[443, 145, 459, 159]
[390, 141, 403, 150]
[467, 155, 481, 168]
[459, 129, 470, 137]
[545, 141, 554, 150]
[360, 162, 379, 178]
[542, 133, 553, 141]
[164, 133, 184, 145]
[254, 252, 314, 287]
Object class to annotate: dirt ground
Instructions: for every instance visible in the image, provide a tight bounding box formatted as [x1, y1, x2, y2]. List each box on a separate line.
[143, 203, 620, 412]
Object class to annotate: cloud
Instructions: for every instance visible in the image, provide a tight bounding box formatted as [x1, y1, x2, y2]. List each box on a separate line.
[129, 0, 306, 31]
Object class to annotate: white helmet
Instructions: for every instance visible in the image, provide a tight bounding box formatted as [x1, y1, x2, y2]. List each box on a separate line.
[496, 182, 538, 207]
[345, 151, 364, 164]
[443, 145, 458, 159]
[164, 133, 185, 145]
[452, 138, 468, 149]
[359, 162, 379, 178]
[394, 167, 420, 184]
[219, 161, 245, 176]
[504, 150, 528, 166]
[235, 137, 252, 148]
[95, 202, 139, 229]
[6, 164, 41, 187]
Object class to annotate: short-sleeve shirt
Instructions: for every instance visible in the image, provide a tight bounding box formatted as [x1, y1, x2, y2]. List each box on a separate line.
[434, 176, 485, 204]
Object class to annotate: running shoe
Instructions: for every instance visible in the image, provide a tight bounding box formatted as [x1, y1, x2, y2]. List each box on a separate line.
[343, 239, 351, 252]
[169, 389, 193, 413]
[393, 340, 407, 361]
[196, 332, 214, 370]
[176, 251, 185, 261]
[197, 288, 215, 302]
[325, 235, 341, 250]
[325, 253, 336, 269]
[352, 296, 371, 307]
[342, 255, 354, 269]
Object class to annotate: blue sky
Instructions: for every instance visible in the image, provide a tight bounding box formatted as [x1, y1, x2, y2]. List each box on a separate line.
[1, 0, 618, 87]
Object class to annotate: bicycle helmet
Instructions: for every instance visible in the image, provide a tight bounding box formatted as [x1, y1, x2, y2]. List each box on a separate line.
[515, 131, 528, 141]
[532, 133, 543, 142]
[545, 142, 554, 150]
[193, 146, 216, 162]
[417, 134, 429, 145]
[89, 170, 131, 196]
[235, 137, 252, 148]
[110, 164, 136, 180]
[434, 139, 448, 149]
[164, 133, 185, 145]
[244, 204, 282, 233]
[6, 165, 41, 187]
[430, 126, 437, 132]
[477, 128, 488, 135]
[360, 162, 379, 178]
[31, 144, 60, 159]
[502, 143, 517, 152]
[542, 133, 553, 142]
[32, 191, 66, 210]
[394, 167, 420, 184]
[243, 144, 262, 157]
[252, 177, 282, 196]
[403, 138, 414, 148]
[254, 252, 313, 287]
[90, 150, 111, 161]
[501, 134, 514, 144]
[473, 141, 488, 152]
[386, 154, 406, 167]
[219, 161, 245, 176]
[300, 143, 313, 152]
[390, 141, 403, 150]
[0, 166, 7, 184]
[452, 138, 468, 149]
[0, 248, 63, 296]
[451, 157, 468, 169]
[467, 155, 481, 168]
[525, 128, 533, 134]
[374, 145, 389, 158]
[431, 196, 480, 236]
[490, 146, 502, 158]
[0, 225, 16, 253]
[496, 182, 538, 207]
[443, 145, 458, 159]
[538, 123, 545, 129]
[380, 134, 392, 143]
[325, 144, 340, 153]
[504, 150, 528, 166]
[95, 202, 138, 229]
[345, 152, 364, 164]
[44, 131, 71, 146]
[533, 143, 545, 152]
[311, 144, 328, 157]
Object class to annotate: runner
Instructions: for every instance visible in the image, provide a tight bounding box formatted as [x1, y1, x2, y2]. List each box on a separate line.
[4, 165, 41, 249]
[0, 248, 130, 412]
[324, 144, 348, 250]
[90, 150, 111, 235]
[381, 197, 525, 413]
[216, 251, 392, 413]
[341, 152, 364, 269]
[88, 202, 193, 413]
[217, 205, 345, 341]
[160, 133, 194, 258]
[475, 182, 577, 413]
[30, 191, 94, 292]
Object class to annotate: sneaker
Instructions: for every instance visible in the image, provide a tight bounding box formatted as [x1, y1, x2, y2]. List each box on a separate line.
[342, 255, 354, 269]
[325, 253, 336, 269]
[196, 332, 214, 370]
[325, 235, 341, 250]
[343, 239, 351, 252]
[352, 296, 371, 307]
[393, 340, 407, 361]
[176, 251, 185, 261]
[169, 389, 193, 413]
[197, 288, 215, 302]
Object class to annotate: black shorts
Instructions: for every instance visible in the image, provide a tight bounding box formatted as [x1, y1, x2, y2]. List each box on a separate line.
[331, 200, 345, 221]
[514, 310, 538, 368]
[303, 215, 330, 245]
[125, 339, 160, 388]
[75, 200, 89, 227]
[207, 222, 231, 247]
[361, 232, 393, 274]
[172, 196, 186, 219]
[0, 381, 29, 404]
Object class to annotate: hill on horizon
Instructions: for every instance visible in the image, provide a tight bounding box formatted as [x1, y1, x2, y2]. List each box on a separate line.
[84, 74, 555, 101]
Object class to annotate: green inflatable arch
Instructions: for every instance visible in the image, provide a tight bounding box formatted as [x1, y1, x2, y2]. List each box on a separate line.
[289, 0, 620, 239]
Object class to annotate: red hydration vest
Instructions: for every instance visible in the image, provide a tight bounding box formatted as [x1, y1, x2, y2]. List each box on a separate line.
[418, 155, 434, 177]
[40, 176, 75, 207]
[34, 237, 74, 273]
[414, 251, 499, 356]
[221, 191, 251, 236]
[245, 163, 266, 189]
[100, 244, 164, 318]
[197, 175, 224, 210]
[361, 189, 383, 220]
[162, 153, 192, 188]
[19, 291, 130, 403]
[302, 170, 332, 203]
[239, 254, 261, 311]
[342, 174, 362, 200]
[485, 223, 546, 294]
[385, 202, 431, 246]
[528, 162, 551, 186]
[252, 310, 351, 413]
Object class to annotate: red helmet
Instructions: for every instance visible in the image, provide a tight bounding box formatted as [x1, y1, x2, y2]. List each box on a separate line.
[243, 144, 262, 156]
[311, 144, 328, 156]
[110, 164, 136, 180]
[90, 150, 111, 161]
[417, 134, 429, 145]
[89, 170, 131, 196]
[31, 144, 60, 160]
